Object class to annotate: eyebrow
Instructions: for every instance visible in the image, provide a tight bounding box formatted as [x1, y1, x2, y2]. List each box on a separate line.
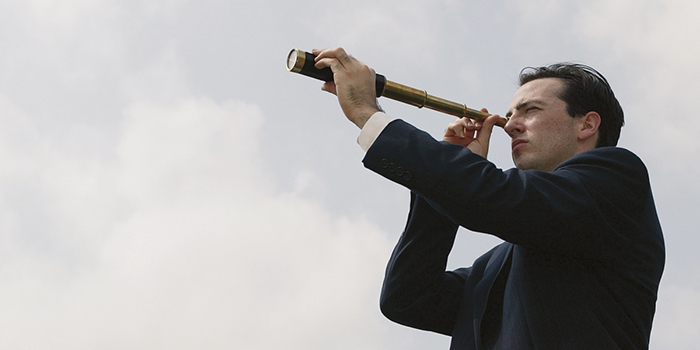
[505, 99, 546, 118]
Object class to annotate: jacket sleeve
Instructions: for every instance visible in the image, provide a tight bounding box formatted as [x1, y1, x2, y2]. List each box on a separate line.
[379, 191, 491, 335]
[363, 120, 652, 258]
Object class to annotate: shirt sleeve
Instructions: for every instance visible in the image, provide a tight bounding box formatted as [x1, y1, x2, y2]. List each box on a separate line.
[357, 112, 396, 151]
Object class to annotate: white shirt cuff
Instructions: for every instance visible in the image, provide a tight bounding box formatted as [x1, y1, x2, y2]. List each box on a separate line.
[357, 112, 396, 151]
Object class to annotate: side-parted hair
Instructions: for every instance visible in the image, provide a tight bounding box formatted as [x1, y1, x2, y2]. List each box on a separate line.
[519, 63, 624, 148]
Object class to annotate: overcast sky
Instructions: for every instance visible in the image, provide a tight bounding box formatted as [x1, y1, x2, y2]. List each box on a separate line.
[0, 0, 698, 349]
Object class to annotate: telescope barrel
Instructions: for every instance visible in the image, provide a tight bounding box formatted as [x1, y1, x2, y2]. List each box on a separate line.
[286, 49, 507, 127]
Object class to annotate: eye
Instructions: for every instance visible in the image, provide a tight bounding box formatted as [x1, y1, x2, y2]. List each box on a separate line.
[526, 106, 539, 113]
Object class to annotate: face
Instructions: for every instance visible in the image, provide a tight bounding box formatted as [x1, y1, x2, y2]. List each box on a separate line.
[505, 78, 580, 172]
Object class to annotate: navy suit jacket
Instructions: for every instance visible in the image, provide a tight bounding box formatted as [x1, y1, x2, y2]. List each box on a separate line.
[365, 120, 665, 349]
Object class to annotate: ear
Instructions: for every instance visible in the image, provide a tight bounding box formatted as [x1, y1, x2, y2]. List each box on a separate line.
[577, 111, 601, 143]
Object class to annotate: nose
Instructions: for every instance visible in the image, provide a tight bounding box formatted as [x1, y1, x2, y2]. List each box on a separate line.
[504, 116, 522, 138]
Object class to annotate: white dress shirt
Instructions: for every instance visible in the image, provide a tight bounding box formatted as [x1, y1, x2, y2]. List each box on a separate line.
[357, 112, 397, 151]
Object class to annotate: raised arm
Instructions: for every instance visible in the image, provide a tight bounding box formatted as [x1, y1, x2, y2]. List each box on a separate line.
[380, 192, 493, 335]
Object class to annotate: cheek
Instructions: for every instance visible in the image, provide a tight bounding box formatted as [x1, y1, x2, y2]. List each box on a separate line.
[525, 121, 569, 154]
[537, 117, 574, 139]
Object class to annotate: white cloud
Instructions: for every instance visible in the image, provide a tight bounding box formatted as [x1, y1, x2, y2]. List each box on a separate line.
[571, 0, 700, 161]
[0, 3, 402, 346]
[314, 0, 466, 70]
[0, 91, 395, 349]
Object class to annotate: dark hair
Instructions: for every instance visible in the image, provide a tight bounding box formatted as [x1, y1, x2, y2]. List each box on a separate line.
[519, 63, 624, 148]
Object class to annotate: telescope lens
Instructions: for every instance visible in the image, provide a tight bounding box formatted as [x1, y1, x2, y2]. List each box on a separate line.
[287, 49, 299, 71]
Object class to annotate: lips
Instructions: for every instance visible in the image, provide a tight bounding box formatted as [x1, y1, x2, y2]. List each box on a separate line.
[511, 139, 527, 151]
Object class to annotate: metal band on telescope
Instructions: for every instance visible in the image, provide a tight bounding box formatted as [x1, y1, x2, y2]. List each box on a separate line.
[286, 48, 508, 127]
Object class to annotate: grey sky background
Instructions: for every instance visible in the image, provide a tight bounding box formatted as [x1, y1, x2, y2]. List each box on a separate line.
[0, 0, 697, 349]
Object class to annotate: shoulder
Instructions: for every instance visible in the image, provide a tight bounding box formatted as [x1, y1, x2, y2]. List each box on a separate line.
[555, 147, 653, 214]
[556, 147, 649, 184]
[560, 147, 646, 170]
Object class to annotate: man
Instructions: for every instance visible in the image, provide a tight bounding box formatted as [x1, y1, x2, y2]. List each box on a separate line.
[313, 47, 664, 349]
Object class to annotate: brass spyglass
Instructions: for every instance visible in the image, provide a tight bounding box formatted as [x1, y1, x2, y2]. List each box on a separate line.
[286, 48, 508, 127]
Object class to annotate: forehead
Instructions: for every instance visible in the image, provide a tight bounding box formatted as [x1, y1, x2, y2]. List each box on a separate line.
[508, 78, 565, 110]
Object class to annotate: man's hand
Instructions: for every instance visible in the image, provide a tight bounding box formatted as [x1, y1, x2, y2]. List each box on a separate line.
[443, 109, 501, 158]
[312, 47, 381, 129]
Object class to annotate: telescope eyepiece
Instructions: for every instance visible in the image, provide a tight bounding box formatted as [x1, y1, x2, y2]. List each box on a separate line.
[286, 49, 303, 73]
[286, 48, 334, 82]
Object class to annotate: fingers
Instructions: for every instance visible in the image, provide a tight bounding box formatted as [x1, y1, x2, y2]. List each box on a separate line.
[313, 48, 373, 84]
[446, 117, 481, 138]
[312, 47, 353, 72]
[310, 47, 380, 128]
[313, 47, 352, 61]
[313, 48, 347, 95]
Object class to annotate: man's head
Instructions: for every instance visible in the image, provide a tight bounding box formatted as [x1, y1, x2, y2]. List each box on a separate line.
[505, 63, 624, 171]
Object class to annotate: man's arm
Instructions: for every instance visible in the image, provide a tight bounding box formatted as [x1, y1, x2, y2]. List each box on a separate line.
[364, 120, 648, 258]
[379, 192, 475, 335]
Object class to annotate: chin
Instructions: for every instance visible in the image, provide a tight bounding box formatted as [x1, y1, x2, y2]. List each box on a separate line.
[514, 158, 538, 171]
[513, 156, 528, 170]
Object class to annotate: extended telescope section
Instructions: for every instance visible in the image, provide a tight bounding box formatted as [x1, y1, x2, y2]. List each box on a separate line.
[286, 48, 508, 127]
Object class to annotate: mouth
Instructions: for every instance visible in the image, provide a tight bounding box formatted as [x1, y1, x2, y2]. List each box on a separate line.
[511, 139, 527, 151]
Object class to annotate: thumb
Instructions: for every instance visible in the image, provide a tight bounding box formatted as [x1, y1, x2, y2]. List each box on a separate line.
[321, 81, 337, 95]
